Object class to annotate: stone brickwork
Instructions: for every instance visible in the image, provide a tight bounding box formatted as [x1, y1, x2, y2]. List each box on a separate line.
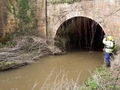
[1, 0, 120, 43]
[46, 0, 120, 43]
[37, 0, 46, 38]
[0, 1, 7, 37]
[0, 0, 47, 38]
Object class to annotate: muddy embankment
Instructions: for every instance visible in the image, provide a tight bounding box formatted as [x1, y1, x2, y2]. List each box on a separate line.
[0, 36, 63, 71]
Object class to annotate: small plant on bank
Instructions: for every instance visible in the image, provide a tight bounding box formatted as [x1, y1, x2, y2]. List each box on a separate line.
[0, 61, 16, 70]
[84, 78, 98, 90]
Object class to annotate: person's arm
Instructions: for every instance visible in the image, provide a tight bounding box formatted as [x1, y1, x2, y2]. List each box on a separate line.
[103, 38, 114, 48]
[102, 37, 107, 44]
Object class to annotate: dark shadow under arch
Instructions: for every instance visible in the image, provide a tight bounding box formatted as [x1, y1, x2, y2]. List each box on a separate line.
[54, 16, 105, 51]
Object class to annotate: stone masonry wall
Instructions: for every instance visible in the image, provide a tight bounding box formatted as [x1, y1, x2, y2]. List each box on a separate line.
[47, 0, 120, 44]
[1, 0, 120, 44]
[0, 1, 7, 37]
[37, 0, 46, 38]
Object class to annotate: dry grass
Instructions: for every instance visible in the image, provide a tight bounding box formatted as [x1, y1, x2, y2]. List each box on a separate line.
[40, 67, 82, 90]
[34, 65, 120, 90]
[30, 67, 84, 90]
[110, 51, 120, 86]
[0, 36, 61, 70]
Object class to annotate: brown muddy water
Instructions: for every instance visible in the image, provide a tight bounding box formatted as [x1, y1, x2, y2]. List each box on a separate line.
[0, 51, 104, 90]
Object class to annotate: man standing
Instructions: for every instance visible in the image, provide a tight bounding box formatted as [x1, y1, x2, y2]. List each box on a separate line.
[102, 35, 115, 67]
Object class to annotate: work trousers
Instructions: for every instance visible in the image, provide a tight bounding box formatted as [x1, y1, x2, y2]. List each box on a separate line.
[104, 52, 112, 67]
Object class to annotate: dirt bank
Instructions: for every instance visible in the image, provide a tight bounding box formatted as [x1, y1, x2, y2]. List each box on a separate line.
[0, 36, 62, 71]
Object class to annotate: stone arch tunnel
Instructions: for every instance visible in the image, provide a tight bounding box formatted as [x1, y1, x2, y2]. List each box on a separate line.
[54, 16, 105, 51]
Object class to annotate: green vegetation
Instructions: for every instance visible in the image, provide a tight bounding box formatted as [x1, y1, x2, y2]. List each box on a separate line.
[0, 61, 16, 70]
[0, 0, 38, 46]
[81, 66, 120, 90]
[6, 0, 37, 36]
[0, 60, 28, 71]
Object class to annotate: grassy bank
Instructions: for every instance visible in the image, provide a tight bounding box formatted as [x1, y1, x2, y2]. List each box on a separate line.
[81, 65, 120, 90]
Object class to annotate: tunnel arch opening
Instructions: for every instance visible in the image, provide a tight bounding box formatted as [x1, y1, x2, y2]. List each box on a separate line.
[54, 16, 105, 51]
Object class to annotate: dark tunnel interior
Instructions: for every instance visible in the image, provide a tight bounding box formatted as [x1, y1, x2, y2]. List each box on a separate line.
[54, 16, 105, 51]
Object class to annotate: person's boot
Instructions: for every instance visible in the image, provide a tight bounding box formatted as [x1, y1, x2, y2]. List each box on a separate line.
[106, 62, 111, 68]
